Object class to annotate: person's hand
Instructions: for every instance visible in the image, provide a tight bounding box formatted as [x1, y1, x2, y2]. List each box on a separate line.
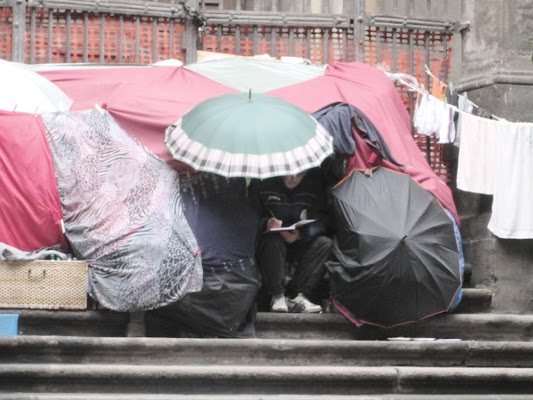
[280, 229, 299, 244]
[266, 217, 282, 231]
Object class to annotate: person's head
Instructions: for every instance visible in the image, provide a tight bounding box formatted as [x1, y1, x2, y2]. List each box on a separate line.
[282, 171, 306, 189]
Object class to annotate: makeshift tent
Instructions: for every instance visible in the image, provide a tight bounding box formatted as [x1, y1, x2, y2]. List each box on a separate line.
[0, 110, 67, 251]
[39, 59, 458, 224]
[2, 60, 466, 328]
[41, 109, 203, 311]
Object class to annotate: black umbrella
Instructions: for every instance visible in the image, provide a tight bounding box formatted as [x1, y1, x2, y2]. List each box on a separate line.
[327, 167, 462, 328]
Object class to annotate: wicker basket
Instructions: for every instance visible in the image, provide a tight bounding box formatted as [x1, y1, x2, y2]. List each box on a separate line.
[0, 260, 88, 310]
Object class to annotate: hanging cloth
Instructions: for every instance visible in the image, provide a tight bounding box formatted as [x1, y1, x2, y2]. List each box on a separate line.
[456, 112, 500, 195]
[488, 122, 533, 239]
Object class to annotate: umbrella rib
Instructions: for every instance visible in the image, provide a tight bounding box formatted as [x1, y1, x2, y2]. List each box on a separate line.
[409, 244, 462, 302]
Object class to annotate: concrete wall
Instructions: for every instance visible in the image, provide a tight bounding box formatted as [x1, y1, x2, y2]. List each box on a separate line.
[458, 0, 533, 121]
[452, 0, 533, 313]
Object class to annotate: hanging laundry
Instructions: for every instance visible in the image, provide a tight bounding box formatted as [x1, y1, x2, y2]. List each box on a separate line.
[487, 122, 533, 239]
[431, 75, 447, 100]
[442, 105, 457, 145]
[414, 92, 456, 144]
[456, 112, 500, 195]
[453, 95, 475, 147]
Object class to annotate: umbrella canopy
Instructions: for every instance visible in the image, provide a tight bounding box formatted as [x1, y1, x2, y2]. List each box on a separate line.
[0, 59, 72, 113]
[164, 91, 333, 178]
[327, 167, 462, 328]
[186, 57, 325, 92]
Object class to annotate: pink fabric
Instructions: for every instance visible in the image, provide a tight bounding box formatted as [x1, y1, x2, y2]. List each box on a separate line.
[38, 67, 128, 111]
[268, 62, 458, 223]
[41, 62, 458, 222]
[0, 111, 67, 251]
[40, 67, 237, 164]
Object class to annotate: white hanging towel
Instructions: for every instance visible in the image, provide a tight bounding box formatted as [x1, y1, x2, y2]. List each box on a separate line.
[488, 122, 533, 239]
[456, 112, 500, 195]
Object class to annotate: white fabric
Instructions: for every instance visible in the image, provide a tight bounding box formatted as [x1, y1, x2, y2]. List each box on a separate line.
[456, 112, 500, 195]
[413, 92, 454, 143]
[488, 122, 533, 239]
[0, 59, 73, 113]
[413, 93, 435, 135]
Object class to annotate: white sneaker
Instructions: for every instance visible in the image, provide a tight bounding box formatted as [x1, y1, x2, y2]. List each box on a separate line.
[270, 294, 288, 313]
[288, 293, 322, 313]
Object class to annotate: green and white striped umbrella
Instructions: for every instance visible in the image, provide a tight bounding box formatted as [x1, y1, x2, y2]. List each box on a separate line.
[164, 92, 333, 179]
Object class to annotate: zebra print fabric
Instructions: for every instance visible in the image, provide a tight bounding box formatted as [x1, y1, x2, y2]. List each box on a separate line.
[42, 109, 203, 311]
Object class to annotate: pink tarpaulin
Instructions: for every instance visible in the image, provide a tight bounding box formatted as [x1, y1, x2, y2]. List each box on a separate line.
[268, 62, 458, 222]
[40, 67, 237, 164]
[0, 111, 67, 251]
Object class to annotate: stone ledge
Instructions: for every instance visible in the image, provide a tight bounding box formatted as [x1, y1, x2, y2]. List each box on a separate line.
[2, 364, 533, 395]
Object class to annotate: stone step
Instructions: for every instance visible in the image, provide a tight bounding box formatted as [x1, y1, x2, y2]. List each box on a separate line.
[2, 336, 533, 367]
[5, 395, 533, 400]
[449, 287, 492, 313]
[254, 313, 533, 341]
[1, 363, 533, 395]
[464, 262, 473, 284]
[3, 308, 531, 341]
[147, 289, 493, 338]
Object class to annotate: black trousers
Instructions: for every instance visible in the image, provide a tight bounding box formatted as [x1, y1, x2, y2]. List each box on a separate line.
[256, 234, 333, 299]
[149, 259, 261, 338]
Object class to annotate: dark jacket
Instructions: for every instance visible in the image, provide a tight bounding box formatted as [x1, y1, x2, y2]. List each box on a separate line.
[248, 168, 333, 245]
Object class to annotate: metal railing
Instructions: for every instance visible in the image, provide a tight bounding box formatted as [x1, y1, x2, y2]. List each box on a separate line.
[2, 0, 465, 65]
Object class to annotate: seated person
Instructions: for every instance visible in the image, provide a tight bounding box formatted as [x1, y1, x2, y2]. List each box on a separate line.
[148, 172, 261, 338]
[248, 168, 334, 313]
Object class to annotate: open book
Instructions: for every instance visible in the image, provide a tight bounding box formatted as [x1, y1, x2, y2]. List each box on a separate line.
[267, 219, 317, 232]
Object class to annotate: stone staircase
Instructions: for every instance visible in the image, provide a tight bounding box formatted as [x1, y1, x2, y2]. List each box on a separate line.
[1, 263, 533, 398]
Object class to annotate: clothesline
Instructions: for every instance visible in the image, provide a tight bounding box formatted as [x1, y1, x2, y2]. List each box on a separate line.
[387, 65, 503, 121]
[388, 67, 533, 240]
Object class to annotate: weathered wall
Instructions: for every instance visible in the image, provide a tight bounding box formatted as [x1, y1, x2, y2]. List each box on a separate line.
[458, 0, 533, 121]
[453, 0, 533, 314]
